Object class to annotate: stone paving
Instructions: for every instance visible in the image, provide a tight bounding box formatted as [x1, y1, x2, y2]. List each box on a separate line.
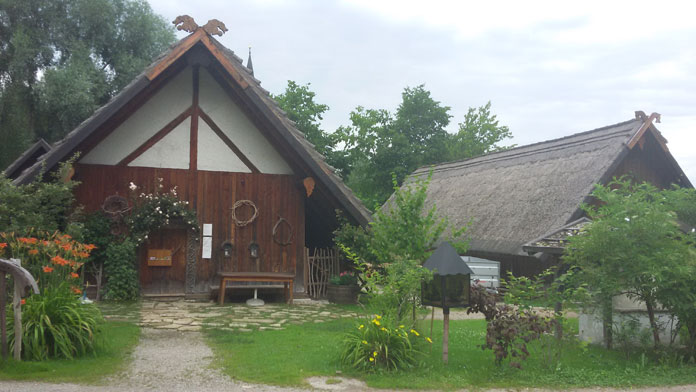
[102, 298, 361, 333]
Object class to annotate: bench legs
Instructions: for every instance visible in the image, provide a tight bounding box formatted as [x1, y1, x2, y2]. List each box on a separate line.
[218, 278, 294, 305]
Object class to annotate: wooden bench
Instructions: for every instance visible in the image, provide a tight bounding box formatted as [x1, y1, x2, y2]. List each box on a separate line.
[218, 272, 295, 305]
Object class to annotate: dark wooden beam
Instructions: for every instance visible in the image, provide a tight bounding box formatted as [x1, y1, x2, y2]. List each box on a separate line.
[117, 107, 193, 166]
[199, 109, 260, 173]
[190, 65, 200, 171]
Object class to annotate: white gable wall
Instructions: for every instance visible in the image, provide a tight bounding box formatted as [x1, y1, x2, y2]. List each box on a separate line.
[81, 67, 193, 166]
[79, 65, 293, 175]
[198, 68, 293, 175]
[129, 118, 190, 169]
[197, 120, 251, 172]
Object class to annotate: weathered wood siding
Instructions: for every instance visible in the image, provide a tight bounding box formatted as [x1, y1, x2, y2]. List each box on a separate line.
[74, 164, 305, 293]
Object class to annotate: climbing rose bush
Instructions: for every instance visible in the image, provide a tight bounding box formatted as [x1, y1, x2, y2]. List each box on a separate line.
[340, 315, 430, 371]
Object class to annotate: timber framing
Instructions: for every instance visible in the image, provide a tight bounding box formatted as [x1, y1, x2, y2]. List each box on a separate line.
[12, 28, 371, 227]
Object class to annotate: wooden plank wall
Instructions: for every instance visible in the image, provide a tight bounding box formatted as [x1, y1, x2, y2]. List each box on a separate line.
[73, 164, 305, 292]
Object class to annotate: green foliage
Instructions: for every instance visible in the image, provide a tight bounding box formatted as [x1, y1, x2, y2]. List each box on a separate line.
[340, 315, 429, 372]
[563, 178, 696, 349]
[330, 271, 358, 286]
[273, 81, 332, 157]
[336, 172, 467, 320]
[0, 0, 175, 168]
[331, 87, 511, 207]
[8, 283, 103, 360]
[0, 159, 79, 233]
[447, 101, 514, 160]
[103, 239, 138, 301]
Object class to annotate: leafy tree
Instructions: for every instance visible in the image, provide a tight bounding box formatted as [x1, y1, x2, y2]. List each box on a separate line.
[335, 172, 467, 320]
[447, 101, 513, 161]
[564, 179, 695, 349]
[273, 80, 333, 157]
[0, 0, 175, 168]
[333, 86, 511, 208]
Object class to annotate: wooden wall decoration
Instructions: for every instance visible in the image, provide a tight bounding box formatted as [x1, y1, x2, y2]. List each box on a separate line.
[303, 177, 315, 197]
[231, 199, 258, 227]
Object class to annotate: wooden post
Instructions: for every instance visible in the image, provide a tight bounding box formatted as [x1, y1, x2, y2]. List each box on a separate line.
[13, 282, 21, 360]
[443, 307, 450, 364]
[0, 274, 6, 360]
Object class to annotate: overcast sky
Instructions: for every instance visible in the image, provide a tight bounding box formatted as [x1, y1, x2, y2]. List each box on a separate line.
[150, 0, 696, 183]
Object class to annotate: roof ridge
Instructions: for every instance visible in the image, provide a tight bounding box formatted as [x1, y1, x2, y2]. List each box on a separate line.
[414, 118, 640, 175]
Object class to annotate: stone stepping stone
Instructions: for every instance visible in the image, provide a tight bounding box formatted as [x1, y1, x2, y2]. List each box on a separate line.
[179, 325, 202, 332]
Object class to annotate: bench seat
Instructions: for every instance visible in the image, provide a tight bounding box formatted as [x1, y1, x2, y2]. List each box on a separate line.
[217, 272, 295, 305]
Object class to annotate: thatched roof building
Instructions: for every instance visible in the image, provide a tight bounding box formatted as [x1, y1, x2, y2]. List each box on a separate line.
[410, 112, 691, 276]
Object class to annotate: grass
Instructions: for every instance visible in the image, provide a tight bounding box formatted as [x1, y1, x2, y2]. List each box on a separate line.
[0, 320, 140, 384]
[205, 316, 696, 390]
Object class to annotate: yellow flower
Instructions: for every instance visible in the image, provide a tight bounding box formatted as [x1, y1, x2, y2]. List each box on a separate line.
[380, 327, 387, 331]
[369, 357, 374, 362]
[372, 319, 381, 326]
[399, 325, 404, 329]
[376, 315, 382, 320]
[410, 329, 420, 336]
[362, 340, 368, 345]
[358, 324, 364, 329]
[373, 351, 378, 357]
[426, 337, 433, 343]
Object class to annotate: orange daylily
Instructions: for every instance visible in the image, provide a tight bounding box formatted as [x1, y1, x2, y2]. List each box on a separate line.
[0, 243, 6, 249]
[28, 249, 39, 255]
[71, 286, 82, 295]
[20, 299, 26, 305]
[84, 244, 97, 251]
[51, 255, 69, 266]
[42, 266, 54, 273]
[70, 272, 79, 279]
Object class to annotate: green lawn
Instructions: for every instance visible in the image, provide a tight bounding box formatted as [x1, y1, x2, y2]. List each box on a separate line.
[0, 320, 140, 384]
[205, 317, 696, 390]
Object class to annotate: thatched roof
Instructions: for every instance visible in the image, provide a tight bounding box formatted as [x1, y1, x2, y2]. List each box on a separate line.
[410, 117, 690, 258]
[10, 29, 370, 227]
[3, 138, 51, 180]
[522, 217, 592, 255]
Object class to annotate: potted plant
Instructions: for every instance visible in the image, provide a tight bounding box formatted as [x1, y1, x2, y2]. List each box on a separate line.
[327, 271, 360, 304]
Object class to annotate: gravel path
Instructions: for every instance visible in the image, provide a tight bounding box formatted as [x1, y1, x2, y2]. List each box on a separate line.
[0, 328, 306, 392]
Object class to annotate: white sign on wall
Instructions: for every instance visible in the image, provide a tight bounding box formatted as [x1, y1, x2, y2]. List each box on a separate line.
[202, 223, 213, 259]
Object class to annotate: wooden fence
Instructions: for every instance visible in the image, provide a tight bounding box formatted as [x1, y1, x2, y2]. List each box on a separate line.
[304, 247, 340, 299]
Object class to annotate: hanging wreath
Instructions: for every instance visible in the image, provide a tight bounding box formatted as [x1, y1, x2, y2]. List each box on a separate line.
[231, 200, 258, 227]
[272, 216, 293, 246]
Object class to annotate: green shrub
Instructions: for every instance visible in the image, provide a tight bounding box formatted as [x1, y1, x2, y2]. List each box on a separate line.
[330, 271, 358, 286]
[340, 315, 429, 372]
[9, 283, 103, 360]
[103, 239, 139, 301]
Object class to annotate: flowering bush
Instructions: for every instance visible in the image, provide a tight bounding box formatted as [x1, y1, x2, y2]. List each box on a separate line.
[127, 179, 199, 244]
[0, 230, 94, 293]
[340, 315, 430, 371]
[0, 230, 103, 360]
[330, 271, 358, 286]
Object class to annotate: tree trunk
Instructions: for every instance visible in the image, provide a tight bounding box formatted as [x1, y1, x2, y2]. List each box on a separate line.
[602, 298, 613, 349]
[644, 298, 660, 347]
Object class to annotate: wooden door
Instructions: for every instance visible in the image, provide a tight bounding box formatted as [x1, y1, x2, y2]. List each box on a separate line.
[139, 228, 188, 295]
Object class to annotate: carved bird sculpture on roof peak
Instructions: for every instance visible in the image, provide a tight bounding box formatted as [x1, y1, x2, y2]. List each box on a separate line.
[173, 15, 228, 36]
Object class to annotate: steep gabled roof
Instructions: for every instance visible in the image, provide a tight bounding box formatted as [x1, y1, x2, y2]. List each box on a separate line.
[410, 116, 691, 257]
[3, 138, 51, 180]
[12, 29, 370, 226]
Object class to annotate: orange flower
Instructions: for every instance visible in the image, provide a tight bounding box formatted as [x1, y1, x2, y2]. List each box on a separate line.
[62, 234, 72, 239]
[18, 237, 29, 243]
[21, 299, 26, 305]
[43, 240, 50, 246]
[71, 286, 82, 295]
[51, 255, 69, 266]
[61, 243, 71, 251]
[27, 237, 37, 244]
[42, 266, 54, 273]
[70, 272, 79, 279]
[77, 252, 90, 259]
[28, 249, 39, 255]
[0, 242, 6, 249]
[84, 244, 97, 251]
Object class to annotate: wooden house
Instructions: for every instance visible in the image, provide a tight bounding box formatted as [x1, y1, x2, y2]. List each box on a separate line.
[10, 21, 370, 298]
[408, 112, 692, 277]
